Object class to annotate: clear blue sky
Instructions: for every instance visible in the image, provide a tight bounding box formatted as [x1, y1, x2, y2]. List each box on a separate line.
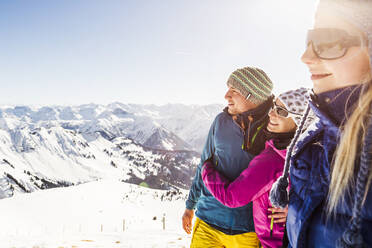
[0, 0, 317, 106]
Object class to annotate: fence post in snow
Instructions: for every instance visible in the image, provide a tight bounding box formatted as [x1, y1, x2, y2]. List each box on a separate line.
[162, 213, 166, 230]
[101, 224, 103, 232]
[123, 219, 126, 232]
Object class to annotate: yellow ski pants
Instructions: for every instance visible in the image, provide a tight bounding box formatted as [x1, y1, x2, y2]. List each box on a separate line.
[190, 218, 261, 248]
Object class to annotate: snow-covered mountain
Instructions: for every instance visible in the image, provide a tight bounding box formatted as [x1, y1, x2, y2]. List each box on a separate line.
[0, 103, 223, 198]
[0, 103, 222, 151]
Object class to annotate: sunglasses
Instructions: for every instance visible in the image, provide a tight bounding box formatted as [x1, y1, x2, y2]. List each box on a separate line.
[271, 102, 301, 118]
[306, 28, 364, 60]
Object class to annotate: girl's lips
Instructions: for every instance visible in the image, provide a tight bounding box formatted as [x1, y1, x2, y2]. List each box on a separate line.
[311, 73, 332, 80]
[268, 121, 278, 126]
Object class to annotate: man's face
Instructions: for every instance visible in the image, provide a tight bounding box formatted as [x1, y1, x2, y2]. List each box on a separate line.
[224, 86, 258, 115]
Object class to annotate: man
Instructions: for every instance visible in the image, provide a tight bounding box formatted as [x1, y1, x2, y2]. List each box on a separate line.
[182, 66, 274, 247]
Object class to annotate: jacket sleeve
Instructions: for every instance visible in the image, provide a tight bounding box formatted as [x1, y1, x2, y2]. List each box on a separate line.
[185, 117, 217, 210]
[201, 148, 280, 208]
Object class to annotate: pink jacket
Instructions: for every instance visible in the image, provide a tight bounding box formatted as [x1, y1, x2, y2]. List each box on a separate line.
[202, 140, 286, 248]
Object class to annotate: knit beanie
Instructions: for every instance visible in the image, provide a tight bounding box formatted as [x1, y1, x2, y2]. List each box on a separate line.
[316, 0, 372, 70]
[277, 87, 315, 129]
[226, 67, 273, 105]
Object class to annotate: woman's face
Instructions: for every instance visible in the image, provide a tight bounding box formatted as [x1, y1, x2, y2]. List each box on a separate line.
[267, 99, 297, 133]
[301, 13, 371, 94]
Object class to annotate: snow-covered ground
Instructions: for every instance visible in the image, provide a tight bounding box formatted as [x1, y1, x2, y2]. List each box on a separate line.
[0, 180, 192, 248]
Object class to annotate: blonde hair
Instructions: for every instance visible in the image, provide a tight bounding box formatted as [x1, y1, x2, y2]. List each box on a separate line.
[328, 80, 372, 214]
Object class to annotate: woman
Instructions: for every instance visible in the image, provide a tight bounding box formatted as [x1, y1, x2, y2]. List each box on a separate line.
[270, 0, 372, 247]
[202, 88, 311, 248]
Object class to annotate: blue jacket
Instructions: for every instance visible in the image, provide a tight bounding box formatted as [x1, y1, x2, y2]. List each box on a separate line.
[186, 102, 271, 233]
[287, 92, 372, 247]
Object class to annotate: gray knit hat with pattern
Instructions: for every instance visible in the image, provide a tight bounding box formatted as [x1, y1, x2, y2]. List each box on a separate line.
[226, 67, 273, 105]
[278, 87, 315, 129]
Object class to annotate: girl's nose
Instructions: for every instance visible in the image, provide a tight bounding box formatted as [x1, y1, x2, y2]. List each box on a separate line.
[268, 108, 276, 118]
[301, 42, 320, 65]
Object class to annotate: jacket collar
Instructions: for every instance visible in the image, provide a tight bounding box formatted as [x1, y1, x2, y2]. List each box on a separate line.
[266, 139, 286, 159]
[292, 99, 340, 157]
[311, 84, 363, 127]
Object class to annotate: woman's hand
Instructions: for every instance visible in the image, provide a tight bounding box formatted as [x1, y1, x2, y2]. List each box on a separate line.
[268, 206, 288, 223]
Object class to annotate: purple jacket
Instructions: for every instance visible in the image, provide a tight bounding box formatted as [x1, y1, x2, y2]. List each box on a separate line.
[202, 140, 286, 248]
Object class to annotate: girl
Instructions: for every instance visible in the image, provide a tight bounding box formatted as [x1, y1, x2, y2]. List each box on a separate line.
[270, 0, 372, 247]
[202, 88, 311, 248]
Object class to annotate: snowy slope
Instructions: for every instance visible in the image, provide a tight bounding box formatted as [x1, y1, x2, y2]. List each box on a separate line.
[0, 180, 192, 248]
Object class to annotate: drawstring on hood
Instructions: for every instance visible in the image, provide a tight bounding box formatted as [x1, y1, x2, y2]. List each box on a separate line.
[269, 88, 313, 208]
[269, 104, 312, 208]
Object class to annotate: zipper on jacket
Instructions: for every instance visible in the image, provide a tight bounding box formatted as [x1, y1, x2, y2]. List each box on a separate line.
[232, 116, 245, 133]
[251, 122, 265, 146]
[246, 115, 253, 149]
[270, 209, 274, 237]
[232, 115, 247, 150]
[233, 115, 254, 151]
[232, 114, 263, 152]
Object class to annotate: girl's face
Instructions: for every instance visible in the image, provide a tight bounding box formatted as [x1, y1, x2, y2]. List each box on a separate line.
[301, 13, 371, 94]
[267, 99, 297, 133]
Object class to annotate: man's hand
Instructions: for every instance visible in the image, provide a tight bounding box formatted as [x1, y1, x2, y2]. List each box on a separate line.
[268, 206, 288, 223]
[182, 208, 194, 234]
